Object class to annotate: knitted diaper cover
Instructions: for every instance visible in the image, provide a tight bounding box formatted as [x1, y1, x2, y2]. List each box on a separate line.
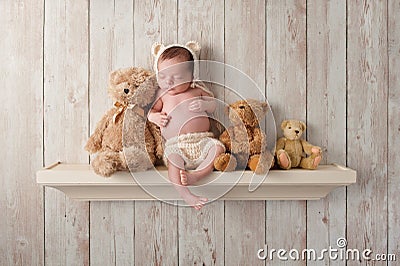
[163, 132, 225, 170]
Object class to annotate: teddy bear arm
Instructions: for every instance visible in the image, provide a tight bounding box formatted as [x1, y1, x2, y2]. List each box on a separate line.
[276, 137, 286, 152]
[300, 139, 320, 155]
[147, 121, 163, 159]
[85, 111, 112, 153]
[219, 130, 232, 151]
[249, 128, 265, 154]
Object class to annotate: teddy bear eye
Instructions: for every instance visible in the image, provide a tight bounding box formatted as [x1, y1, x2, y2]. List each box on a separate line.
[239, 105, 245, 109]
[288, 127, 291, 129]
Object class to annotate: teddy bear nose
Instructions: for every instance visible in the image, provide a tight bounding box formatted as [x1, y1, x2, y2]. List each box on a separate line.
[124, 88, 130, 94]
[295, 130, 300, 134]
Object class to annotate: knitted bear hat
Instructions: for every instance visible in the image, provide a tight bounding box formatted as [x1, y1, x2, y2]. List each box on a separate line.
[151, 41, 213, 96]
[152, 41, 200, 78]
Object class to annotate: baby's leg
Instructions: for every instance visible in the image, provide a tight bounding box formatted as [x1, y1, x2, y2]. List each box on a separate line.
[167, 153, 208, 210]
[181, 144, 225, 185]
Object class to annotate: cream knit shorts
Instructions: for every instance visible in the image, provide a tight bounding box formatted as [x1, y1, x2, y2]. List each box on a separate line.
[163, 132, 225, 170]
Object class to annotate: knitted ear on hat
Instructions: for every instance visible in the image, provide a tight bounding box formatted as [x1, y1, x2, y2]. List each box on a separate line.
[185, 41, 201, 57]
[151, 42, 164, 57]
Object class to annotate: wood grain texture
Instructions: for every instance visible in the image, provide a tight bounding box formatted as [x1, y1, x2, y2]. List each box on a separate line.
[134, 0, 178, 69]
[0, 0, 44, 264]
[90, 202, 134, 265]
[388, 0, 400, 264]
[43, 1, 89, 265]
[224, 1, 266, 265]
[266, 1, 307, 265]
[306, 1, 347, 265]
[347, 1, 388, 265]
[133, 1, 179, 265]
[177, 1, 225, 264]
[134, 201, 178, 265]
[88, 1, 135, 264]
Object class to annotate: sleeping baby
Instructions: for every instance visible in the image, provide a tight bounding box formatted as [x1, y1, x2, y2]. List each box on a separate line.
[148, 41, 225, 210]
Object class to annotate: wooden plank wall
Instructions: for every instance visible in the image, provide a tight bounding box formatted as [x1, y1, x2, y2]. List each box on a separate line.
[1, 0, 399, 265]
[43, 1, 90, 265]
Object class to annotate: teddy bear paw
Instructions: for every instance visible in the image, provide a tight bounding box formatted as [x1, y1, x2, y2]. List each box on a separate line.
[248, 155, 261, 173]
[84, 139, 101, 154]
[214, 153, 237, 172]
[92, 159, 117, 177]
[276, 150, 291, 170]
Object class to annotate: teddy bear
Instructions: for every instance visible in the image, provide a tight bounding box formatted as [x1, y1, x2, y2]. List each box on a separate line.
[84, 67, 163, 177]
[275, 120, 322, 170]
[214, 99, 274, 175]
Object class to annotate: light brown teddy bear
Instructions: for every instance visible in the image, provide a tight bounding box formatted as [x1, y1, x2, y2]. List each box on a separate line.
[85, 67, 162, 177]
[276, 120, 322, 170]
[214, 99, 274, 174]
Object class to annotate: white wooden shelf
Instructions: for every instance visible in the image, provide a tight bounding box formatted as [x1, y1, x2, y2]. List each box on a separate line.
[36, 162, 356, 201]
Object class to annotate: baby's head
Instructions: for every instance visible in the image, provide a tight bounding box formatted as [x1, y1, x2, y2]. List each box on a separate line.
[152, 41, 201, 94]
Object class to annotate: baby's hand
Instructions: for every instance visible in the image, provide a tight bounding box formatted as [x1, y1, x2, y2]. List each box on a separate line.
[149, 111, 170, 127]
[189, 99, 210, 113]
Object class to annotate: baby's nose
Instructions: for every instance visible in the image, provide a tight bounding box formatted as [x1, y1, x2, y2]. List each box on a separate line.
[166, 79, 174, 85]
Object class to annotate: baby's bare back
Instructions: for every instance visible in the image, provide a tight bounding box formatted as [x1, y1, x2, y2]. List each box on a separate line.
[161, 89, 210, 140]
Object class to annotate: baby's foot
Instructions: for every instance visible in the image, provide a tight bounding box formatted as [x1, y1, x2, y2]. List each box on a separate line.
[182, 194, 208, 210]
[180, 170, 188, 186]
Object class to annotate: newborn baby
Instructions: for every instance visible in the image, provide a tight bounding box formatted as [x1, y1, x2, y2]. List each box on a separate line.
[148, 42, 225, 210]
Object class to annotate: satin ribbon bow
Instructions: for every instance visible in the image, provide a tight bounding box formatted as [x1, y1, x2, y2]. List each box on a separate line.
[112, 101, 145, 123]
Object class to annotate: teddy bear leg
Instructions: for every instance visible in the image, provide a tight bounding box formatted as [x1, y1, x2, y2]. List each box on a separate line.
[214, 153, 237, 172]
[248, 151, 275, 175]
[299, 153, 322, 170]
[248, 155, 261, 173]
[91, 151, 121, 177]
[276, 149, 291, 170]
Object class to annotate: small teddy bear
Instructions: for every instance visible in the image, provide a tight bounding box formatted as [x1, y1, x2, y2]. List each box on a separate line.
[85, 67, 162, 177]
[275, 120, 322, 170]
[214, 99, 274, 175]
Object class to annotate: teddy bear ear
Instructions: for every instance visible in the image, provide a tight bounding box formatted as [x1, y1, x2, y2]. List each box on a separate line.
[281, 120, 289, 130]
[185, 41, 201, 54]
[109, 69, 124, 85]
[261, 102, 269, 114]
[300, 121, 307, 131]
[224, 105, 231, 115]
[151, 42, 164, 57]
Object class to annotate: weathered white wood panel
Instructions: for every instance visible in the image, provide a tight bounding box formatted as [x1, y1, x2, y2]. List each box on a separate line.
[266, 1, 307, 265]
[347, 1, 388, 265]
[90, 202, 134, 265]
[0, 0, 44, 264]
[2, 1, 399, 265]
[224, 1, 266, 265]
[177, 0, 225, 264]
[306, 1, 347, 265]
[88, 1, 135, 265]
[43, 1, 89, 265]
[133, 1, 179, 265]
[388, 0, 400, 264]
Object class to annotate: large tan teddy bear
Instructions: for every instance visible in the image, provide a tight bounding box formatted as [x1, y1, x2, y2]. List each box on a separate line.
[276, 120, 322, 170]
[214, 99, 274, 175]
[85, 67, 162, 177]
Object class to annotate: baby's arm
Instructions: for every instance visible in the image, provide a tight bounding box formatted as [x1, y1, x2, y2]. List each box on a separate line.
[148, 96, 170, 127]
[189, 90, 216, 113]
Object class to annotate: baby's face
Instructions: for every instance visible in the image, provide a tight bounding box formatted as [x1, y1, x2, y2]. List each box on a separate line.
[157, 57, 193, 95]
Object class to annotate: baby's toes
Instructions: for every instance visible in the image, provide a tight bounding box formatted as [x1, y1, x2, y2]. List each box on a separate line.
[199, 197, 208, 204]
